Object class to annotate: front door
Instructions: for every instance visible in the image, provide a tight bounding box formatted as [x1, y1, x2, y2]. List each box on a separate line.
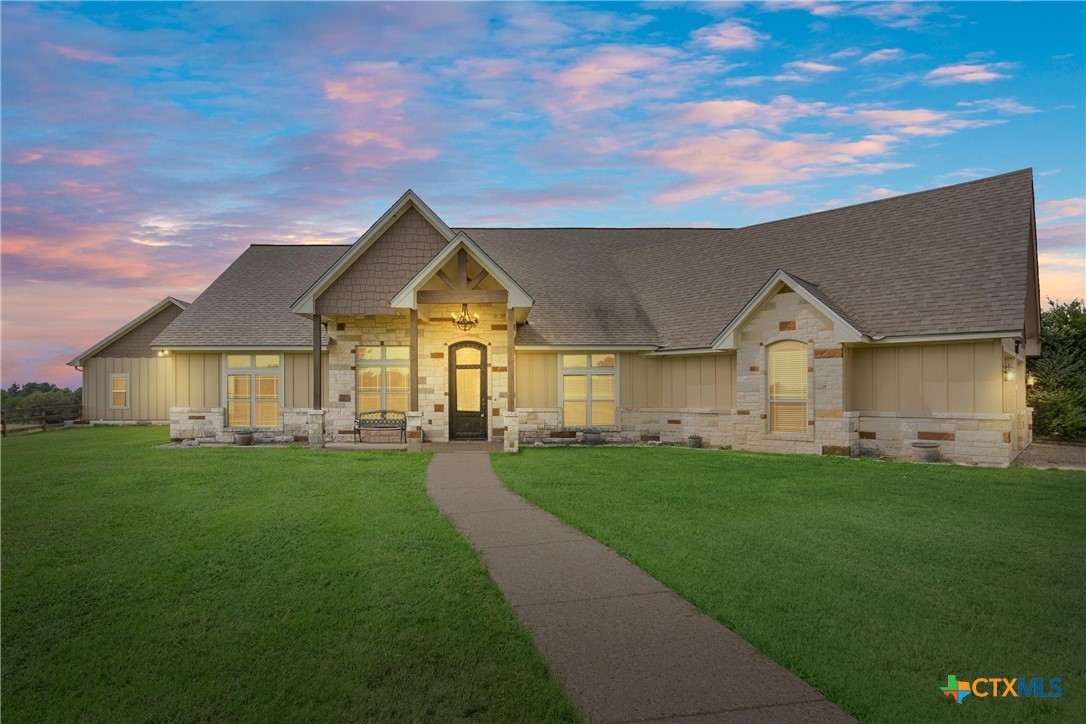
[449, 341, 487, 440]
[447, 343, 486, 438]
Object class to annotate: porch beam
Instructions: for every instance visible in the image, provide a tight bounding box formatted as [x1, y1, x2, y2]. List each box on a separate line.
[468, 270, 489, 290]
[312, 314, 322, 409]
[507, 307, 516, 412]
[417, 289, 508, 304]
[409, 308, 419, 412]
[435, 268, 456, 290]
[457, 249, 468, 289]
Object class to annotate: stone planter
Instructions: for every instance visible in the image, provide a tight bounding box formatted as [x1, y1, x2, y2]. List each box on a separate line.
[687, 436, 703, 449]
[911, 441, 939, 462]
[235, 431, 254, 446]
[583, 430, 603, 446]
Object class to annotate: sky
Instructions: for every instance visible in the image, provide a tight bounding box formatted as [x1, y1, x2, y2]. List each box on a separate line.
[2, 1, 1084, 390]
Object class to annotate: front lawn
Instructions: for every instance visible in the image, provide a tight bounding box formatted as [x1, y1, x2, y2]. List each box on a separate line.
[492, 447, 1085, 723]
[2, 428, 577, 722]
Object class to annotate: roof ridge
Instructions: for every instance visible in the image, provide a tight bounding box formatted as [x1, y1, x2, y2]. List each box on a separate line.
[459, 226, 734, 231]
[734, 168, 1033, 232]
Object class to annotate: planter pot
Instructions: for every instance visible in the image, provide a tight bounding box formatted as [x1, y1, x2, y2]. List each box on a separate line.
[687, 436, 703, 449]
[583, 432, 603, 446]
[235, 432, 254, 447]
[911, 441, 939, 462]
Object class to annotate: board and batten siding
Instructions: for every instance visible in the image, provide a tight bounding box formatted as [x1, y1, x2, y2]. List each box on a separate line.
[283, 352, 329, 408]
[846, 341, 1004, 414]
[83, 357, 176, 421]
[172, 353, 222, 408]
[172, 352, 328, 410]
[515, 352, 559, 408]
[514, 351, 737, 410]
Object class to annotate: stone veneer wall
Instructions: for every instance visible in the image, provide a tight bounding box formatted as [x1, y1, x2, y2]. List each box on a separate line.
[857, 411, 1026, 467]
[732, 289, 856, 456]
[169, 407, 311, 444]
[320, 304, 511, 443]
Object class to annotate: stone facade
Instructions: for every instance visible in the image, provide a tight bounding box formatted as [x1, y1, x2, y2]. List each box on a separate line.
[169, 407, 310, 444]
[732, 289, 856, 457]
[856, 411, 1027, 467]
[165, 284, 1027, 465]
[320, 302, 511, 443]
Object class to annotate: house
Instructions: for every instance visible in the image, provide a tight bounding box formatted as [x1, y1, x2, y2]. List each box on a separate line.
[69, 169, 1041, 466]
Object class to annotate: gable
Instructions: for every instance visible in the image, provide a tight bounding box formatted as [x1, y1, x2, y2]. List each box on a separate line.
[69, 298, 188, 366]
[315, 207, 449, 316]
[389, 232, 534, 313]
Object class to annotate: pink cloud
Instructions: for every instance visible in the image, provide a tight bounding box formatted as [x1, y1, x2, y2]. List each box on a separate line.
[692, 21, 767, 51]
[645, 130, 899, 203]
[44, 42, 119, 64]
[859, 48, 906, 64]
[679, 96, 826, 130]
[1037, 198, 1086, 224]
[1038, 252, 1086, 303]
[546, 45, 680, 115]
[784, 61, 844, 73]
[722, 189, 795, 206]
[925, 62, 1015, 85]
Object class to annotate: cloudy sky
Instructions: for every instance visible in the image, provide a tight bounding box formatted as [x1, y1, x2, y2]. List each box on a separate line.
[2, 1, 1084, 389]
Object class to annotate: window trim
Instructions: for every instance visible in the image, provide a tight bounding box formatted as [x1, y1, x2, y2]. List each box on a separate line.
[766, 340, 810, 435]
[109, 373, 130, 410]
[222, 353, 283, 429]
[559, 353, 619, 429]
[356, 345, 411, 415]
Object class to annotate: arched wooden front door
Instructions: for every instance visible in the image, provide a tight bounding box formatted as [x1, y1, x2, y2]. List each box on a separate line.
[448, 342, 487, 440]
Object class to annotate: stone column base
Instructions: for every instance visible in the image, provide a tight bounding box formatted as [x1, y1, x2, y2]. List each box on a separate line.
[406, 411, 423, 453]
[307, 410, 325, 449]
[504, 412, 520, 453]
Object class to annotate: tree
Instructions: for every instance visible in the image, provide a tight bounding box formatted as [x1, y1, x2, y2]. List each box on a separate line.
[1027, 299, 1086, 438]
[0, 382, 81, 410]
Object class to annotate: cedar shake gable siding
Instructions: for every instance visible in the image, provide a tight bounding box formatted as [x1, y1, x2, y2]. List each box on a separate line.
[95, 304, 184, 359]
[316, 207, 449, 316]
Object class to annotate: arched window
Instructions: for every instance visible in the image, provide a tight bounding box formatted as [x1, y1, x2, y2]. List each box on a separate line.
[767, 341, 807, 433]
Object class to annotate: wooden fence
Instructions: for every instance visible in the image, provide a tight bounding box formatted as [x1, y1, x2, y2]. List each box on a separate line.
[1, 405, 83, 436]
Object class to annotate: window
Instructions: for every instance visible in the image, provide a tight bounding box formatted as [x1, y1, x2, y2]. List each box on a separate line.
[357, 346, 410, 413]
[561, 354, 616, 427]
[768, 341, 807, 433]
[110, 373, 129, 409]
[226, 354, 281, 428]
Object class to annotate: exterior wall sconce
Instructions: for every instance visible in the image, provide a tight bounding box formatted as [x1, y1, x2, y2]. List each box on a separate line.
[451, 303, 479, 332]
[1002, 362, 1015, 382]
[157, 350, 171, 357]
[1027, 373, 1038, 387]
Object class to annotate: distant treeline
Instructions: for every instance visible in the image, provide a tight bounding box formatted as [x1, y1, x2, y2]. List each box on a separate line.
[1, 382, 82, 410]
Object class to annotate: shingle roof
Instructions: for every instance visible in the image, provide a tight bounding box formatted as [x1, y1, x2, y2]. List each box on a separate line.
[154, 245, 348, 347]
[69, 297, 189, 365]
[152, 169, 1035, 350]
[466, 168, 1036, 349]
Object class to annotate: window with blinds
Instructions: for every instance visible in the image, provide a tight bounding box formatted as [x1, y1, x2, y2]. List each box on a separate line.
[561, 354, 616, 427]
[356, 346, 410, 413]
[767, 340, 807, 433]
[225, 354, 281, 428]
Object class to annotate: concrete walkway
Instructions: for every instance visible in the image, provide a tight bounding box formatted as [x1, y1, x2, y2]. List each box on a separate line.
[426, 452, 853, 723]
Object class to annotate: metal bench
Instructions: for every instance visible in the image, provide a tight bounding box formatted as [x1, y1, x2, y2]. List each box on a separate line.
[354, 410, 407, 443]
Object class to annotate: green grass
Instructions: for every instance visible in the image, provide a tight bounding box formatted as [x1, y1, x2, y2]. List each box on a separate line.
[492, 447, 1086, 723]
[2, 427, 577, 722]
